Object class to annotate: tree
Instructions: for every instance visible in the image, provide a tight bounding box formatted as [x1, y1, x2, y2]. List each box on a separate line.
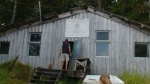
[110, 0, 150, 25]
[10, 0, 17, 24]
[0, 0, 150, 27]
[0, 0, 13, 26]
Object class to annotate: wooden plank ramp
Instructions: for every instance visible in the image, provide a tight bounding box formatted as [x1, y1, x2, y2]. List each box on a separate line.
[30, 68, 62, 84]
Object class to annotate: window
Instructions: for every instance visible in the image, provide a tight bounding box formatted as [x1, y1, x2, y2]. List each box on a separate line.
[0, 42, 10, 54]
[29, 33, 41, 56]
[96, 31, 109, 56]
[135, 43, 148, 57]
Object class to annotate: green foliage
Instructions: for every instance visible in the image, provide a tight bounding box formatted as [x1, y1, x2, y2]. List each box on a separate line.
[110, 0, 150, 25]
[58, 78, 82, 84]
[0, 69, 9, 81]
[0, 60, 13, 69]
[119, 71, 150, 84]
[1, 0, 150, 27]
[9, 62, 33, 81]
[0, 0, 114, 26]
[0, 60, 33, 83]
[57, 71, 150, 84]
[0, 69, 27, 84]
[0, 78, 27, 84]
[0, 0, 13, 25]
[0, 0, 81, 26]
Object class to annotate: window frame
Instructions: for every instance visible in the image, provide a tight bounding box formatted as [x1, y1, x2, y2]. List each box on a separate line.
[134, 42, 149, 58]
[0, 41, 10, 55]
[28, 32, 41, 56]
[95, 31, 110, 57]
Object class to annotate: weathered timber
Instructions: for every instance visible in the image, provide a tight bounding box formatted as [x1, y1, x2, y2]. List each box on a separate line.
[30, 67, 62, 84]
[61, 70, 85, 78]
[0, 7, 150, 76]
[74, 58, 91, 72]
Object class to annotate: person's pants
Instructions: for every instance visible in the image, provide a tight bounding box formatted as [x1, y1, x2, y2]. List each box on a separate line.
[61, 53, 69, 61]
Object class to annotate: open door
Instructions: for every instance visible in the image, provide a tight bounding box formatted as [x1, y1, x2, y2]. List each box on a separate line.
[62, 41, 74, 70]
[68, 39, 81, 70]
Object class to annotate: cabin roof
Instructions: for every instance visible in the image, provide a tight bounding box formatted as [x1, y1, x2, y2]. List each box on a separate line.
[0, 6, 150, 34]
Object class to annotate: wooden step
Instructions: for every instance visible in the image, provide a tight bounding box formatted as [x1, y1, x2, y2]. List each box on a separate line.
[30, 68, 62, 84]
[35, 71, 60, 76]
[30, 79, 56, 84]
[34, 68, 62, 73]
[33, 75, 58, 80]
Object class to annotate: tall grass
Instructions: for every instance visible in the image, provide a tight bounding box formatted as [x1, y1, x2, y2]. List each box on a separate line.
[0, 60, 33, 84]
[0, 69, 9, 81]
[9, 62, 33, 81]
[119, 71, 150, 84]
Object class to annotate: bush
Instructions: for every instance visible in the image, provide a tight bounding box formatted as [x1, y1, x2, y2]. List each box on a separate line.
[0, 60, 33, 83]
[0, 60, 13, 69]
[9, 62, 32, 81]
[119, 71, 150, 84]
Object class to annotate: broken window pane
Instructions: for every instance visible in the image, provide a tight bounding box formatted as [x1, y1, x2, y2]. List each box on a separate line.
[29, 33, 41, 56]
[29, 43, 40, 56]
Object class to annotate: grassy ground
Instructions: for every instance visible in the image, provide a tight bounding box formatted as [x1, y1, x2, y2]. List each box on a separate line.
[58, 72, 150, 84]
[119, 71, 150, 84]
[58, 78, 82, 84]
[1, 60, 150, 84]
[0, 60, 33, 84]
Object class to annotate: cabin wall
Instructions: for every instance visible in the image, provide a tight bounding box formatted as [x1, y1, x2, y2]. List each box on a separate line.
[0, 12, 150, 75]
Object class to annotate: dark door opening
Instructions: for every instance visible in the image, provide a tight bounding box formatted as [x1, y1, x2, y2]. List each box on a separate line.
[62, 41, 74, 70]
[69, 41, 74, 53]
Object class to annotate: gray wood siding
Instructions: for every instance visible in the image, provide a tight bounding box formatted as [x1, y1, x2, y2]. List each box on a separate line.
[0, 12, 150, 75]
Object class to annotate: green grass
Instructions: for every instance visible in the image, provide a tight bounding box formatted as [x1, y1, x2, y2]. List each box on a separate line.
[0, 69, 9, 81]
[58, 72, 150, 84]
[0, 60, 33, 84]
[58, 78, 82, 84]
[2, 60, 150, 84]
[119, 71, 150, 84]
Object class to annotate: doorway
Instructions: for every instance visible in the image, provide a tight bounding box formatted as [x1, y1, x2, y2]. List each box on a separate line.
[62, 41, 74, 70]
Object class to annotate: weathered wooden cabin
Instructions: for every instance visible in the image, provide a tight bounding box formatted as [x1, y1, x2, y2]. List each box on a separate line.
[0, 6, 150, 75]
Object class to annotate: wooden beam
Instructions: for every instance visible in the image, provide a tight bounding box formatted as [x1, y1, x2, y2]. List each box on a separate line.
[9, 55, 19, 71]
[76, 60, 85, 67]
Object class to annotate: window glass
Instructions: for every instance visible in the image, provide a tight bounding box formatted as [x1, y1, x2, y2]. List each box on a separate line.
[29, 33, 41, 56]
[29, 43, 40, 56]
[30, 34, 41, 42]
[0, 42, 10, 54]
[96, 32, 109, 40]
[135, 44, 148, 57]
[96, 42, 109, 56]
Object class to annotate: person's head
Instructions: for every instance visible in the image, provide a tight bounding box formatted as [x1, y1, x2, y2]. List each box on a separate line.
[100, 74, 111, 84]
[65, 39, 68, 43]
[104, 79, 111, 84]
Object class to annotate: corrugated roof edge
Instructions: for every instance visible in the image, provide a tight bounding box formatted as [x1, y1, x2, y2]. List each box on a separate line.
[88, 6, 150, 32]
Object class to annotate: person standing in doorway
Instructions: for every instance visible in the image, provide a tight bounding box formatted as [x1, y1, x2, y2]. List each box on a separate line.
[60, 39, 72, 70]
